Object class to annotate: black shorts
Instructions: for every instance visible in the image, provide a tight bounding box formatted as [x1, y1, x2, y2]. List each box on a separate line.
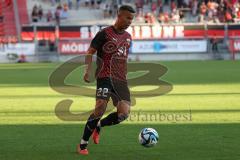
[96, 77, 131, 106]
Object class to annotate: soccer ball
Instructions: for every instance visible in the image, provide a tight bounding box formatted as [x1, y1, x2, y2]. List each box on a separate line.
[138, 128, 159, 147]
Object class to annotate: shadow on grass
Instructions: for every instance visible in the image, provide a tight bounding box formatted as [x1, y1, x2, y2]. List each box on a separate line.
[1, 107, 240, 125]
[0, 61, 240, 87]
[0, 123, 240, 160]
[0, 92, 240, 99]
[1, 109, 240, 114]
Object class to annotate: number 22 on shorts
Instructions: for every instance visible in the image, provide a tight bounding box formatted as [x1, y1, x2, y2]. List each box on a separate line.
[97, 88, 109, 97]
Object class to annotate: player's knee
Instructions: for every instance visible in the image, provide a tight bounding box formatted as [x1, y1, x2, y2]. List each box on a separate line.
[94, 108, 106, 118]
[96, 99, 107, 107]
[94, 109, 105, 118]
[94, 99, 107, 118]
[118, 100, 131, 107]
[117, 100, 130, 122]
[117, 113, 129, 122]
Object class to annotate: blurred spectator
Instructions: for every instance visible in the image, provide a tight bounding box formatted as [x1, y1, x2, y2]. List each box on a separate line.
[18, 54, 26, 63]
[56, 4, 63, 11]
[199, 2, 207, 22]
[136, 0, 144, 16]
[179, 10, 185, 22]
[151, 1, 157, 15]
[177, 0, 184, 8]
[108, 7, 113, 18]
[233, 1, 240, 20]
[113, 3, 118, 18]
[158, 12, 165, 23]
[225, 9, 234, 22]
[29, 0, 240, 24]
[68, 0, 73, 9]
[158, 0, 163, 13]
[144, 12, 150, 23]
[51, 0, 55, 6]
[91, 0, 95, 9]
[103, 3, 109, 18]
[164, 12, 170, 23]
[63, 3, 69, 11]
[85, 0, 90, 7]
[96, 0, 102, 9]
[171, 9, 180, 23]
[76, 0, 81, 9]
[210, 34, 222, 59]
[237, 7, 240, 17]
[55, 4, 62, 25]
[32, 5, 38, 22]
[218, 7, 225, 23]
[55, 10, 60, 25]
[183, 0, 190, 8]
[61, 3, 69, 19]
[211, 35, 219, 52]
[144, 12, 156, 24]
[171, 0, 177, 12]
[143, 3, 150, 15]
[49, 40, 56, 51]
[191, 0, 198, 16]
[38, 5, 43, 20]
[47, 10, 53, 22]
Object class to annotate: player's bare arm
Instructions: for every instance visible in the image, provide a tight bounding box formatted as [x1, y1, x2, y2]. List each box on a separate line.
[84, 47, 97, 83]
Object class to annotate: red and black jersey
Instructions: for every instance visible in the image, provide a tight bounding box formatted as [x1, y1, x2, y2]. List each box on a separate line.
[90, 26, 131, 81]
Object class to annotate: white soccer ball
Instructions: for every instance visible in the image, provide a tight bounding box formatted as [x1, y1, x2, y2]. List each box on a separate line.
[138, 128, 159, 147]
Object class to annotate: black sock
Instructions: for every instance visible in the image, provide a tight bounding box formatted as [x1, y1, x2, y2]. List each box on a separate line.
[82, 114, 100, 142]
[80, 143, 88, 150]
[100, 112, 119, 127]
[96, 124, 101, 133]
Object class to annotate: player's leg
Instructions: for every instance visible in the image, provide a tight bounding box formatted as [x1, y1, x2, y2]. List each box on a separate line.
[96, 80, 131, 128]
[98, 100, 130, 127]
[78, 78, 111, 154]
[91, 99, 108, 144]
[92, 98, 130, 145]
[77, 99, 107, 154]
[117, 100, 131, 122]
[92, 80, 131, 145]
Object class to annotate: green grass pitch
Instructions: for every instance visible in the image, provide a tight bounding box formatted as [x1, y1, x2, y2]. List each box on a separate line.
[0, 60, 240, 160]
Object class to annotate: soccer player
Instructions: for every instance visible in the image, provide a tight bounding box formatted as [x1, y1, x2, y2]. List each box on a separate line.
[77, 5, 135, 155]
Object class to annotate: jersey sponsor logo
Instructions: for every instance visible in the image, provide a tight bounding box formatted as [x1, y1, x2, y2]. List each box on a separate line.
[103, 38, 130, 57]
[117, 46, 127, 56]
[102, 41, 118, 53]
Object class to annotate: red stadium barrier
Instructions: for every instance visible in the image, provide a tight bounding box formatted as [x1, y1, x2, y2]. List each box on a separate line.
[21, 24, 240, 41]
[5, 0, 12, 6]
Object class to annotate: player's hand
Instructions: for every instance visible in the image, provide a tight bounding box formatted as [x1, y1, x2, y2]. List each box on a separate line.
[83, 72, 90, 83]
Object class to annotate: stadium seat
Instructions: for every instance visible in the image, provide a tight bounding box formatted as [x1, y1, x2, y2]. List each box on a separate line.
[17, 0, 29, 25]
[0, 1, 5, 37]
[1, 0, 17, 37]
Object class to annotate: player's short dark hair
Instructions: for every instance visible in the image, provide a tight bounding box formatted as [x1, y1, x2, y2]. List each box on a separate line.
[119, 5, 135, 13]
